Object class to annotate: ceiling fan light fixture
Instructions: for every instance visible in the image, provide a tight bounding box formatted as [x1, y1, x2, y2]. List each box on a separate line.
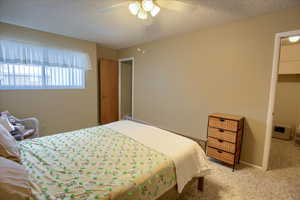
[150, 4, 160, 17]
[142, 0, 154, 12]
[137, 9, 148, 20]
[129, 1, 141, 15]
[288, 35, 300, 43]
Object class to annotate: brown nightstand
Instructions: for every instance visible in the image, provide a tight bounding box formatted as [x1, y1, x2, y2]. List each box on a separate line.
[206, 113, 244, 171]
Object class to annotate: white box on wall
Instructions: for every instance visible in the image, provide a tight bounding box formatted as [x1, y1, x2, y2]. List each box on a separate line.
[272, 124, 293, 140]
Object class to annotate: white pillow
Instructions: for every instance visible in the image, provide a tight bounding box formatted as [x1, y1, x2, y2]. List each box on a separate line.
[0, 124, 20, 163]
[0, 157, 35, 200]
[0, 116, 15, 132]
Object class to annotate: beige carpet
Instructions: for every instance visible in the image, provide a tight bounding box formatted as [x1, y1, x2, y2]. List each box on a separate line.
[178, 138, 300, 200]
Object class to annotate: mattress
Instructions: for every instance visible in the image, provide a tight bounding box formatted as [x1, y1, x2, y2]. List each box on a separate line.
[105, 120, 210, 193]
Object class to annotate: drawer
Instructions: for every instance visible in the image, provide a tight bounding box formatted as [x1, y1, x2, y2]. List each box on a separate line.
[208, 127, 236, 143]
[207, 147, 235, 165]
[209, 117, 238, 132]
[208, 137, 236, 153]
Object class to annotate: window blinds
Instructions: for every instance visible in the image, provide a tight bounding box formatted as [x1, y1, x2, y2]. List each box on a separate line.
[0, 40, 90, 89]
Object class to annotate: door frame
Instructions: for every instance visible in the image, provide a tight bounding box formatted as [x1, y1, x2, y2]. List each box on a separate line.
[262, 29, 300, 171]
[118, 57, 135, 120]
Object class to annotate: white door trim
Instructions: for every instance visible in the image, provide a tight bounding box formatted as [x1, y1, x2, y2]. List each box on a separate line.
[118, 57, 135, 120]
[262, 29, 300, 171]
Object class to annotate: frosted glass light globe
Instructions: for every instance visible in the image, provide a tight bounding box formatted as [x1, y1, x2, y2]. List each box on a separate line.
[151, 4, 160, 17]
[129, 1, 141, 15]
[142, 0, 154, 11]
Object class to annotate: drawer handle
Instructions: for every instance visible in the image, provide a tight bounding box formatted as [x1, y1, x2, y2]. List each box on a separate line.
[218, 139, 224, 143]
[217, 150, 223, 153]
[219, 129, 224, 132]
[219, 119, 225, 122]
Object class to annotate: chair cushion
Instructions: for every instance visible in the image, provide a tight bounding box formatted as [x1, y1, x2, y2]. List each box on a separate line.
[0, 115, 15, 132]
[0, 157, 35, 200]
[0, 125, 20, 162]
[23, 129, 35, 139]
[10, 129, 35, 141]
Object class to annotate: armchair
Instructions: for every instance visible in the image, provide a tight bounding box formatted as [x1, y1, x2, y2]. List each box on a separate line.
[11, 116, 39, 139]
[1, 111, 39, 139]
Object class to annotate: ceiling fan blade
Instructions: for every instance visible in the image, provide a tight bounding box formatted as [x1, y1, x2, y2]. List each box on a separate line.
[156, 0, 199, 12]
[169, 0, 200, 5]
[96, 0, 130, 13]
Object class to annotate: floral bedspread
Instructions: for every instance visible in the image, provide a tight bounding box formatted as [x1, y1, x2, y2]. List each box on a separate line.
[19, 126, 176, 200]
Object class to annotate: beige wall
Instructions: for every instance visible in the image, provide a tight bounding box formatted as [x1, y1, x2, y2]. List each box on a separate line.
[0, 22, 116, 136]
[118, 6, 300, 166]
[120, 61, 133, 118]
[274, 75, 300, 131]
[96, 44, 118, 61]
[279, 42, 300, 74]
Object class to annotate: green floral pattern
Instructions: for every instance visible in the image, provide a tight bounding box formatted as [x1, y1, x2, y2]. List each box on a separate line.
[19, 126, 176, 200]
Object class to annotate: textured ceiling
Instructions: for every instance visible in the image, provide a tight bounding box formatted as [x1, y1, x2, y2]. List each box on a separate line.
[1, 0, 300, 49]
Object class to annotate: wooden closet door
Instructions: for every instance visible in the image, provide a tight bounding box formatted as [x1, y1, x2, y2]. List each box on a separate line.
[100, 58, 119, 124]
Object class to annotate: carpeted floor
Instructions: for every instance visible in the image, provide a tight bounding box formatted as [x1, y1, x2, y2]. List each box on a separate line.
[178, 138, 300, 200]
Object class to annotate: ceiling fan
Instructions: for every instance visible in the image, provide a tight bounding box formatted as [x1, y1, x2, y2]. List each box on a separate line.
[98, 0, 200, 20]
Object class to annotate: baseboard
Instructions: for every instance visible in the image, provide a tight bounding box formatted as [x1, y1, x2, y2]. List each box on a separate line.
[240, 160, 263, 170]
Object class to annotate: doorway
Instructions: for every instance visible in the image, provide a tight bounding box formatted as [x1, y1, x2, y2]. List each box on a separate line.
[263, 30, 300, 171]
[118, 58, 134, 120]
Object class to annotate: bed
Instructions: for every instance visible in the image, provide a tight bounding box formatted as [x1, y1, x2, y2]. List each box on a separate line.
[18, 120, 210, 200]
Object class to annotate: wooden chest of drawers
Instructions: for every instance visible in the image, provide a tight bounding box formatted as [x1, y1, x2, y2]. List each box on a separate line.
[206, 113, 244, 171]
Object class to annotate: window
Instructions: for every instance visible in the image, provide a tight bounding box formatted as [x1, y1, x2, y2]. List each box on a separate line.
[0, 64, 85, 89]
[0, 40, 90, 90]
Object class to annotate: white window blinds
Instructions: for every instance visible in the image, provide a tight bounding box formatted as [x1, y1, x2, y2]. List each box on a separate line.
[0, 40, 90, 89]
